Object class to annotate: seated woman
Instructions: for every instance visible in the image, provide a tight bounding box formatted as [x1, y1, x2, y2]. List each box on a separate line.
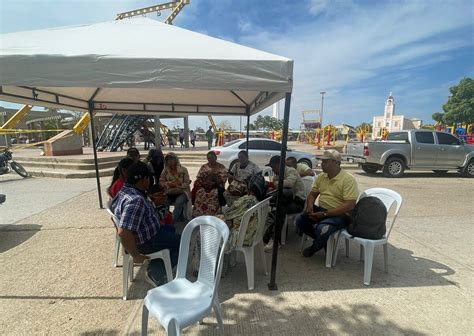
[224, 150, 261, 206]
[192, 151, 227, 204]
[145, 148, 164, 186]
[192, 172, 221, 217]
[159, 152, 191, 223]
[222, 174, 267, 251]
[108, 157, 134, 198]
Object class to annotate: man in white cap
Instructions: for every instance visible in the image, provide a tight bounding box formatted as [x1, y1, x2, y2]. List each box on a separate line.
[296, 149, 359, 257]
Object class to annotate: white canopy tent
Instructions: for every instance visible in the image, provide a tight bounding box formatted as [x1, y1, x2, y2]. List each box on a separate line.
[0, 17, 294, 290]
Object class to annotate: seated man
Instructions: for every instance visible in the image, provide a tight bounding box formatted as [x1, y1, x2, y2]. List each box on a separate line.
[112, 161, 180, 286]
[224, 150, 260, 206]
[285, 156, 315, 177]
[264, 155, 306, 250]
[296, 150, 359, 257]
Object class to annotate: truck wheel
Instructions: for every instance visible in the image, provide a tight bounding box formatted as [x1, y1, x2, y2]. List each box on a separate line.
[383, 157, 405, 178]
[361, 164, 378, 174]
[462, 159, 474, 178]
[433, 170, 448, 175]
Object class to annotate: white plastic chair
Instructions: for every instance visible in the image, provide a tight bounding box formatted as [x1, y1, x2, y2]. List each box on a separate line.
[142, 216, 230, 336]
[106, 200, 121, 268]
[281, 175, 314, 245]
[108, 204, 173, 300]
[331, 188, 403, 285]
[260, 166, 274, 182]
[234, 197, 271, 290]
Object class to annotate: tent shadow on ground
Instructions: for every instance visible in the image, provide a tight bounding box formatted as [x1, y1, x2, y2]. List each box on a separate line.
[0, 224, 41, 253]
[203, 301, 427, 336]
[77, 302, 427, 336]
[218, 240, 455, 297]
[353, 171, 465, 179]
[118, 235, 456, 301]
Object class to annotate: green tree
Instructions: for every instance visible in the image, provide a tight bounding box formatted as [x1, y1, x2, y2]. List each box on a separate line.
[194, 126, 205, 133]
[440, 77, 474, 125]
[251, 115, 283, 131]
[431, 112, 445, 124]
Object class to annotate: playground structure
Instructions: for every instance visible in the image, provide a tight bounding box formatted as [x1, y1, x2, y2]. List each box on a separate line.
[297, 110, 338, 148]
[444, 124, 474, 144]
[355, 124, 371, 142]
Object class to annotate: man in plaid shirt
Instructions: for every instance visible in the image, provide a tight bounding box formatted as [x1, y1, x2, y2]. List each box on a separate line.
[112, 161, 180, 286]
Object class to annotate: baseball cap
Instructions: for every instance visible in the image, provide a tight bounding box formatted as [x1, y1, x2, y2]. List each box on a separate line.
[317, 149, 342, 162]
[266, 155, 281, 167]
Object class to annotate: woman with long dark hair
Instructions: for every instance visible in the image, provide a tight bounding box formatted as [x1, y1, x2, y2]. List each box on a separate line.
[108, 157, 134, 198]
[145, 148, 164, 186]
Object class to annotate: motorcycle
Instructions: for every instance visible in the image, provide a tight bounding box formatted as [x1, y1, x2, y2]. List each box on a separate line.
[0, 148, 29, 178]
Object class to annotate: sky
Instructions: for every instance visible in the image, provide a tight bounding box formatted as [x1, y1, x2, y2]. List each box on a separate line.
[1, 0, 473, 130]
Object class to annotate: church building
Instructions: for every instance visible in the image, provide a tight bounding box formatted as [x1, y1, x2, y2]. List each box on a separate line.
[372, 93, 422, 139]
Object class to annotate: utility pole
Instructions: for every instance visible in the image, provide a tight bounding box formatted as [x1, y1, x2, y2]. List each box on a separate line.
[320, 91, 326, 128]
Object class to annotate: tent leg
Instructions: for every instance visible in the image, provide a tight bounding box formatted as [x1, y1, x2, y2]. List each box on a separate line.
[246, 113, 250, 152]
[268, 92, 292, 291]
[89, 106, 104, 209]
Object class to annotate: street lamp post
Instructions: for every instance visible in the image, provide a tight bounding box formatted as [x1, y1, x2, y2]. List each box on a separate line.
[320, 91, 326, 128]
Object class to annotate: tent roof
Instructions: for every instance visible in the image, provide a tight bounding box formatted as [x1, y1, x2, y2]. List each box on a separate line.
[0, 18, 293, 116]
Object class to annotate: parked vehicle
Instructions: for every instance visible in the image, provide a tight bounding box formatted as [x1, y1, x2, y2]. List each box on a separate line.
[211, 138, 317, 170]
[345, 130, 474, 178]
[0, 148, 29, 178]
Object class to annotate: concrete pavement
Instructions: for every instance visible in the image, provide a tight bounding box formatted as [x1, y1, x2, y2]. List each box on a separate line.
[0, 168, 472, 335]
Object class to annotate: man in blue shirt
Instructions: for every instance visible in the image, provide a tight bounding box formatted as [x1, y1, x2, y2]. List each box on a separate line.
[112, 161, 180, 286]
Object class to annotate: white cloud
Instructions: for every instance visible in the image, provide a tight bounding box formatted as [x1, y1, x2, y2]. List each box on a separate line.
[239, 0, 473, 127]
[309, 0, 331, 16]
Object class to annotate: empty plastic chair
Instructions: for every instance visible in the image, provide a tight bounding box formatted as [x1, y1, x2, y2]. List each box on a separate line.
[142, 216, 230, 336]
[234, 197, 271, 290]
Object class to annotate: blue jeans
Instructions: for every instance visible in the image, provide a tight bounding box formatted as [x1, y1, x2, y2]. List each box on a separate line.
[139, 228, 181, 284]
[296, 206, 350, 250]
[166, 193, 188, 222]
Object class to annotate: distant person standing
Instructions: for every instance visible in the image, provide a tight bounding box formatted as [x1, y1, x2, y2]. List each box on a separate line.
[166, 129, 175, 148]
[189, 130, 196, 148]
[179, 129, 185, 148]
[206, 126, 214, 150]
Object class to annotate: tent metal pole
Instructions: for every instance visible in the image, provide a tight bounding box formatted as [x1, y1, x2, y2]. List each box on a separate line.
[268, 92, 292, 291]
[246, 111, 250, 152]
[88, 92, 104, 209]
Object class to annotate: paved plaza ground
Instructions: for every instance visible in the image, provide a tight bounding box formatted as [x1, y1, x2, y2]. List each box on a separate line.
[0, 152, 473, 335]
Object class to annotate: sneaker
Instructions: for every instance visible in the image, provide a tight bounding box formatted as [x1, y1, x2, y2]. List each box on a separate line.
[264, 240, 274, 253]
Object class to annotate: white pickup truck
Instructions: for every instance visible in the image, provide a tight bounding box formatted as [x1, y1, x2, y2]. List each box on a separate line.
[345, 130, 474, 178]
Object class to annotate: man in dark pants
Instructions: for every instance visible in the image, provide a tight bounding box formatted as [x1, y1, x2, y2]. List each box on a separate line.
[112, 162, 181, 285]
[264, 155, 306, 251]
[296, 150, 359, 257]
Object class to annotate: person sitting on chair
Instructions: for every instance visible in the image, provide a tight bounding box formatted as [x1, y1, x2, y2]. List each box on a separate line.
[224, 150, 260, 206]
[263, 155, 306, 251]
[296, 150, 359, 258]
[112, 161, 181, 286]
[285, 156, 315, 177]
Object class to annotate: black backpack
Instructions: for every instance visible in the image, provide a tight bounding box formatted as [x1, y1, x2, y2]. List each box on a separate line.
[348, 196, 387, 239]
